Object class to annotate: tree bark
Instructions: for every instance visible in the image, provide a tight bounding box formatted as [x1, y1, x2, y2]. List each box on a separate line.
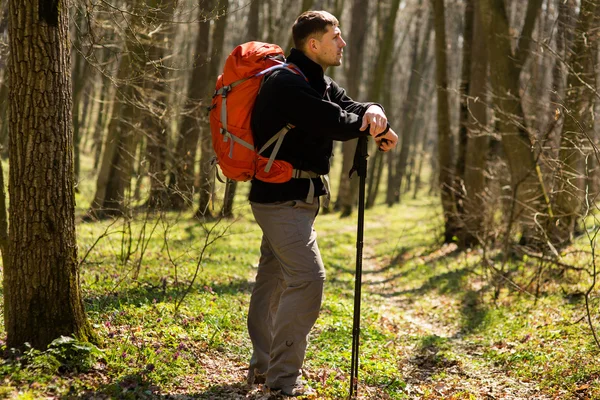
[168, 0, 213, 210]
[479, 0, 550, 246]
[0, 158, 7, 269]
[336, 0, 369, 217]
[453, 0, 474, 244]
[71, 6, 88, 193]
[0, 71, 9, 156]
[432, 0, 457, 243]
[196, 0, 228, 219]
[6, 0, 94, 349]
[247, 0, 260, 40]
[87, 1, 145, 219]
[365, 0, 402, 209]
[392, 10, 433, 205]
[461, 0, 489, 248]
[220, 0, 266, 218]
[143, 0, 176, 209]
[550, 0, 599, 246]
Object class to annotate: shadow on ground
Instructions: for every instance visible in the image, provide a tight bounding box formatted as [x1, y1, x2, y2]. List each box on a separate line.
[84, 278, 254, 313]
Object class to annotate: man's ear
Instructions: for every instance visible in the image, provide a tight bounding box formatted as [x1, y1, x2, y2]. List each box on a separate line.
[308, 37, 319, 53]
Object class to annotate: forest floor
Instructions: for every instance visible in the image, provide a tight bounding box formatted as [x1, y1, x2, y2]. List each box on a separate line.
[1, 193, 600, 399]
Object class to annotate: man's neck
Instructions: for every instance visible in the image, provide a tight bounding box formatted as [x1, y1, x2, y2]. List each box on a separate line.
[298, 48, 327, 73]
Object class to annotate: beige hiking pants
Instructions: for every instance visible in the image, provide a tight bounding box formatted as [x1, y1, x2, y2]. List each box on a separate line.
[248, 199, 325, 391]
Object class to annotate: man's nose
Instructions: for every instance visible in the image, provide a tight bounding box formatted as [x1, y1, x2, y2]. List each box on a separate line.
[340, 37, 347, 47]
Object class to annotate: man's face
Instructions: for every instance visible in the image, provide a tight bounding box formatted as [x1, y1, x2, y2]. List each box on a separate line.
[313, 25, 346, 69]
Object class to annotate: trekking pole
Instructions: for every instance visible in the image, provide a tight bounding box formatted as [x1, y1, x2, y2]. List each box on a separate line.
[348, 135, 369, 399]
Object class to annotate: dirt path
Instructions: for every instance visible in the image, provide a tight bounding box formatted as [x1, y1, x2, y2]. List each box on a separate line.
[362, 244, 551, 400]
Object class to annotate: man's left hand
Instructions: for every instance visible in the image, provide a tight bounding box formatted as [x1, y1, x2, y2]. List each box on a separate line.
[376, 128, 398, 152]
[360, 105, 388, 137]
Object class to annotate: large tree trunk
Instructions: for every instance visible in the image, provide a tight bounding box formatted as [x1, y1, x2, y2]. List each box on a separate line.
[461, 0, 489, 248]
[195, 0, 228, 219]
[550, 1, 599, 246]
[432, 0, 458, 243]
[168, 0, 213, 210]
[336, 0, 369, 217]
[87, 1, 145, 220]
[6, 0, 94, 349]
[479, 0, 550, 246]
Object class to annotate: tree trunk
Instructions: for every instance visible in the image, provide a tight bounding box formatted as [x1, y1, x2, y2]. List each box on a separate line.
[219, 0, 264, 218]
[336, 0, 369, 217]
[365, 0, 401, 208]
[87, 1, 145, 220]
[196, 0, 228, 219]
[286, 0, 315, 52]
[432, 0, 458, 243]
[453, 0, 474, 245]
[0, 71, 9, 156]
[479, 0, 550, 246]
[550, 1, 599, 246]
[392, 11, 432, 205]
[92, 76, 111, 171]
[143, 0, 176, 209]
[0, 158, 7, 269]
[461, 0, 489, 248]
[247, 0, 260, 40]
[168, 0, 213, 210]
[71, 6, 88, 192]
[6, 0, 94, 349]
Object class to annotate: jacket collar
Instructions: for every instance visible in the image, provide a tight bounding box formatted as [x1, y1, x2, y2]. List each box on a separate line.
[287, 48, 327, 95]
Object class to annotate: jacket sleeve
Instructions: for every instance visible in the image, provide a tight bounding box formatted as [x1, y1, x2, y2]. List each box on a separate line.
[326, 78, 384, 118]
[270, 73, 370, 142]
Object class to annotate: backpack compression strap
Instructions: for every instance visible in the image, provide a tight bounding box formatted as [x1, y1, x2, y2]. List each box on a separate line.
[215, 63, 306, 159]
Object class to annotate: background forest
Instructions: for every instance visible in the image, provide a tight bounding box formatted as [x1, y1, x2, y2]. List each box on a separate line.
[0, 0, 600, 398]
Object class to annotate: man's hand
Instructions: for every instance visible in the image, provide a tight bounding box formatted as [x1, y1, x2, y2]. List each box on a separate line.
[376, 128, 398, 152]
[360, 105, 388, 137]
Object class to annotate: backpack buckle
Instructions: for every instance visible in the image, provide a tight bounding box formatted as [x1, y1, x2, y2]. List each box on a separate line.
[221, 85, 232, 97]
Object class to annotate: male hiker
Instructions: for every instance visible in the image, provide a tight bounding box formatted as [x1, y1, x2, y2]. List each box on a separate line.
[247, 10, 398, 396]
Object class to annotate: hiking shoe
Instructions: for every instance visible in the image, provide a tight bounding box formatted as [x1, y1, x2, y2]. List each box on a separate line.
[267, 383, 316, 397]
[246, 368, 266, 385]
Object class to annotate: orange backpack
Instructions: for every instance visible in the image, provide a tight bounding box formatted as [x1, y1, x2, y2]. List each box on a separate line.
[209, 42, 306, 183]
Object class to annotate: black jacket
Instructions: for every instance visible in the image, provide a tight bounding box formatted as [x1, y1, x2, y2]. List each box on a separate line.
[249, 48, 377, 203]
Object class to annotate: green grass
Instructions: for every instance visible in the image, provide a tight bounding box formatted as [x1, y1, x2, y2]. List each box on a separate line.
[0, 155, 600, 399]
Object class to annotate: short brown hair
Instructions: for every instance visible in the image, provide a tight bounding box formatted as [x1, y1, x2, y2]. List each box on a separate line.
[292, 10, 339, 50]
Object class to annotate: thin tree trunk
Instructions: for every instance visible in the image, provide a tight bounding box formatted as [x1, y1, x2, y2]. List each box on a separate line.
[336, 0, 369, 217]
[479, 0, 550, 246]
[454, 0, 474, 245]
[248, 0, 260, 40]
[92, 78, 111, 171]
[87, 1, 145, 220]
[365, 0, 401, 209]
[0, 73, 8, 157]
[143, 0, 176, 209]
[550, 1, 599, 246]
[0, 158, 7, 269]
[462, 0, 489, 247]
[196, 0, 228, 219]
[393, 11, 433, 205]
[6, 0, 94, 349]
[71, 6, 88, 191]
[432, 0, 458, 243]
[168, 0, 213, 210]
